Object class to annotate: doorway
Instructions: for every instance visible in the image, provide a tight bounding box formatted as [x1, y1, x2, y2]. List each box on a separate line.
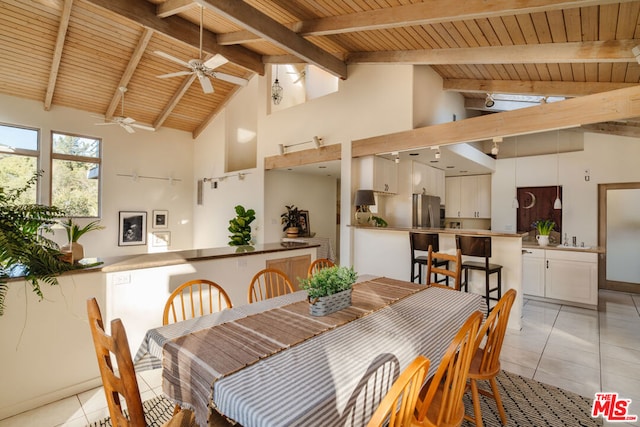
[598, 183, 640, 293]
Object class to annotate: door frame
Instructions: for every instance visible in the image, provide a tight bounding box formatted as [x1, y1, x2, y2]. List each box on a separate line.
[598, 182, 640, 293]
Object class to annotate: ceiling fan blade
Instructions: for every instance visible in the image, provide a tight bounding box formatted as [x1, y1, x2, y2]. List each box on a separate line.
[131, 123, 156, 132]
[204, 54, 228, 70]
[94, 122, 117, 126]
[198, 75, 214, 93]
[157, 71, 193, 79]
[154, 50, 192, 68]
[122, 124, 136, 134]
[211, 72, 249, 86]
[122, 117, 136, 124]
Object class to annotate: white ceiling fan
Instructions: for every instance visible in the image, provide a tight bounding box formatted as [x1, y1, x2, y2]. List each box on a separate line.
[94, 87, 155, 134]
[154, 6, 248, 94]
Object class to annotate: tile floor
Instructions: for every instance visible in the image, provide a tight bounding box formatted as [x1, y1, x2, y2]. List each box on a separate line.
[0, 289, 638, 427]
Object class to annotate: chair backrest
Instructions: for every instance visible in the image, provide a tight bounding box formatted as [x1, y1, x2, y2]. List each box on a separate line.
[410, 232, 439, 255]
[163, 279, 233, 325]
[248, 268, 295, 303]
[456, 235, 492, 258]
[415, 311, 483, 426]
[474, 289, 517, 375]
[87, 298, 145, 427]
[426, 245, 462, 290]
[367, 355, 430, 427]
[308, 258, 335, 277]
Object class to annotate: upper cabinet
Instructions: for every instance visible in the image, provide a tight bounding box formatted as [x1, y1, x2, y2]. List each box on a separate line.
[359, 155, 398, 194]
[411, 161, 445, 202]
[445, 174, 491, 218]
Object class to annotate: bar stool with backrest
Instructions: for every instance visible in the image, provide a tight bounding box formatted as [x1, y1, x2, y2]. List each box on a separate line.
[410, 232, 448, 286]
[456, 235, 503, 314]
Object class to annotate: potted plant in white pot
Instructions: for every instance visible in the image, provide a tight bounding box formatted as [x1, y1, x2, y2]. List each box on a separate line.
[533, 219, 555, 247]
[281, 205, 301, 237]
[300, 265, 358, 316]
[60, 218, 104, 263]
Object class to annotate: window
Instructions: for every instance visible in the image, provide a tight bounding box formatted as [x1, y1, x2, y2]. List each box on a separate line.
[0, 123, 39, 204]
[51, 132, 101, 217]
[269, 64, 339, 113]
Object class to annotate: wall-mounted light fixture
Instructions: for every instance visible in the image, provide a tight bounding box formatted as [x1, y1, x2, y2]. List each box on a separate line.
[278, 136, 322, 155]
[430, 145, 441, 160]
[485, 93, 495, 108]
[392, 151, 400, 164]
[491, 136, 502, 156]
[202, 171, 251, 188]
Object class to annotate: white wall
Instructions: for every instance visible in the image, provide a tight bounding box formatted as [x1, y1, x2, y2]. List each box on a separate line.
[492, 131, 640, 246]
[0, 94, 195, 257]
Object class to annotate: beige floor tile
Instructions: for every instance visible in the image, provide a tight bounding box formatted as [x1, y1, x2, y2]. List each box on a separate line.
[542, 341, 600, 369]
[533, 369, 600, 398]
[601, 343, 640, 364]
[0, 396, 84, 427]
[537, 354, 600, 388]
[138, 368, 163, 390]
[76, 386, 107, 415]
[499, 361, 536, 378]
[499, 343, 542, 369]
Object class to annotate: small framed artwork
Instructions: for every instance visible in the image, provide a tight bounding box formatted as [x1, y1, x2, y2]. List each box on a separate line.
[299, 210, 310, 236]
[118, 211, 147, 246]
[152, 210, 169, 229]
[152, 231, 171, 247]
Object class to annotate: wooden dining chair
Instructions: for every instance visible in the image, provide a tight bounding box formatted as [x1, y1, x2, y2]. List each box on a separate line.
[163, 279, 232, 325]
[413, 310, 483, 427]
[465, 289, 517, 427]
[308, 258, 335, 276]
[367, 355, 430, 427]
[86, 298, 196, 427]
[248, 268, 295, 303]
[426, 245, 462, 291]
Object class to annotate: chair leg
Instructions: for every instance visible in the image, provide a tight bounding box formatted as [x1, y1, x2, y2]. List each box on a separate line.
[470, 379, 483, 427]
[463, 267, 469, 292]
[489, 377, 507, 425]
[485, 270, 492, 315]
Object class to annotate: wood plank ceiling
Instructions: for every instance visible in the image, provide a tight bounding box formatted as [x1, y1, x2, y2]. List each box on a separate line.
[1, 0, 639, 138]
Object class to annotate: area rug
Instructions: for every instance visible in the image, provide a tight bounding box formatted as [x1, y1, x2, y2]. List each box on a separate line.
[88, 370, 601, 426]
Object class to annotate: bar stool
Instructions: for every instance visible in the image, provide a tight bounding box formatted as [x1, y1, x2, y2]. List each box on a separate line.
[410, 232, 448, 285]
[456, 235, 502, 314]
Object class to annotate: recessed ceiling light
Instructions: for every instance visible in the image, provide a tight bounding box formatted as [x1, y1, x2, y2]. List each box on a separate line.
[409, 153, 419, 156]
[459, 170, 468, 173]
[318, 166, 326, 169]
[446, 166, 455, 169]
[430, 160, 439, 163]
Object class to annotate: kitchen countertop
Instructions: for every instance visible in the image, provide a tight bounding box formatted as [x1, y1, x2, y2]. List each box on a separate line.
[351, 225, 527, 238]
[522, 242, 605, 253]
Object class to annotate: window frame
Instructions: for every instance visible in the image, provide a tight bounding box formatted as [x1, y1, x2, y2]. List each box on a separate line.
[50, 130, 102, 219]
[0, 122, 41, 203]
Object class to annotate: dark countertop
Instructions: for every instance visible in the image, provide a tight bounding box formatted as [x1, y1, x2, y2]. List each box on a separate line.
[351, 225, 527, 238]
[5, 242, 319, 280]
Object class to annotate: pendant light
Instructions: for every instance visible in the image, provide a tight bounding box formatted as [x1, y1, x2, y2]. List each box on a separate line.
[554, 130, 562, 209]
[271, 65, 283, 105]
[512, 136, 519, 208]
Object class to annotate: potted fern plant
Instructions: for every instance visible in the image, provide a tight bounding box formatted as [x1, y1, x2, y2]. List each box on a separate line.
[300, 265, 357, 316]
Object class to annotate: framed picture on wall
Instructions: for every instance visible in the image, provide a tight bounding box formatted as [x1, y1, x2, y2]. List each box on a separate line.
[152, 210, 169, 228]
[118, 211, 147, 246]
[299, 210, 310, 236]
[152, 231, 171, 247]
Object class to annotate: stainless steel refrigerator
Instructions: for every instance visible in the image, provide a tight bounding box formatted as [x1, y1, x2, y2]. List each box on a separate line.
[412, 194, 442, 228]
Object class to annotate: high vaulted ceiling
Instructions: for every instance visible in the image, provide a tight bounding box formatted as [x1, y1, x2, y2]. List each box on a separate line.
[2, 0, 639, 138]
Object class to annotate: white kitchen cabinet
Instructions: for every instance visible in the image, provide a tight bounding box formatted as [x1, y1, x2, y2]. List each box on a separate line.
[412, 161, 445, 201]
[522, 248, 598, 307]
[445, 175, 491, 218]
[522, 248, 545, 297]
[359, 155, 398, 194]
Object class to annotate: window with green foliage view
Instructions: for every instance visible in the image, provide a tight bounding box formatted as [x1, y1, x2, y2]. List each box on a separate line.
[0, 124, 39, 204]
[51, 132, 101, 217]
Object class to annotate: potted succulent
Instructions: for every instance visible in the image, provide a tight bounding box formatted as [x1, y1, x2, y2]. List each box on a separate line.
[60, 218, 104, 263]
[300, 265, 358, 316]
[533, 219, 555, 247]
[228, 205, 256, 246]
[281, 205, 301, 237]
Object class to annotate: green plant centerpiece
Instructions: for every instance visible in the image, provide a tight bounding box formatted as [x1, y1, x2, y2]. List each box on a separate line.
[533, 219, 555, 247]
[281, 204, 301, 237]
[60, 218, 104, 262]
[228, 205, 256, 246]
[0, 173, 100, 315]
[300, 265, 358, 316]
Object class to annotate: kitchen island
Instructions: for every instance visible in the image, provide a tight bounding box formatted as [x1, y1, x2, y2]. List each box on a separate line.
[351, 226, 525, 330]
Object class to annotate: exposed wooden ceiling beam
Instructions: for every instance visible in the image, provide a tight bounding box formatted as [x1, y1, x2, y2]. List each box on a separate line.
[444, 79, 638, 97]
[264, 144, 341, 171]
[157, 0, 194, 18]
[262, 55, 306, 64]
[154, 75, 196, 131]
[581, 122, 640, 138]
[44, 0, 73, 111]
[84, 0, 264, 75]
[347, 40, 639, 65]
[352, 85, 640, 158]
[106, 28, 154, 119]
[217, 0, 632, 44]
[194, 0, 347, 79]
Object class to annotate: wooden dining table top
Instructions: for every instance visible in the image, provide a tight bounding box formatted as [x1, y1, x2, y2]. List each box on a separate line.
[136, 277, 485, 427]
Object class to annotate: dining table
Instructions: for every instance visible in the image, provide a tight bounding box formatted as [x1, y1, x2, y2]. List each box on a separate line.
[134, 276, 485, 427]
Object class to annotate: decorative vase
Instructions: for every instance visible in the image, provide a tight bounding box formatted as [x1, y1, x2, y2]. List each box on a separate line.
[354, 210, 372, 226]
[61, 242, 84, 263]
[286, 227, 299, 237]
[309, 288, 352, 316]
[536, 235, 549, 247]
